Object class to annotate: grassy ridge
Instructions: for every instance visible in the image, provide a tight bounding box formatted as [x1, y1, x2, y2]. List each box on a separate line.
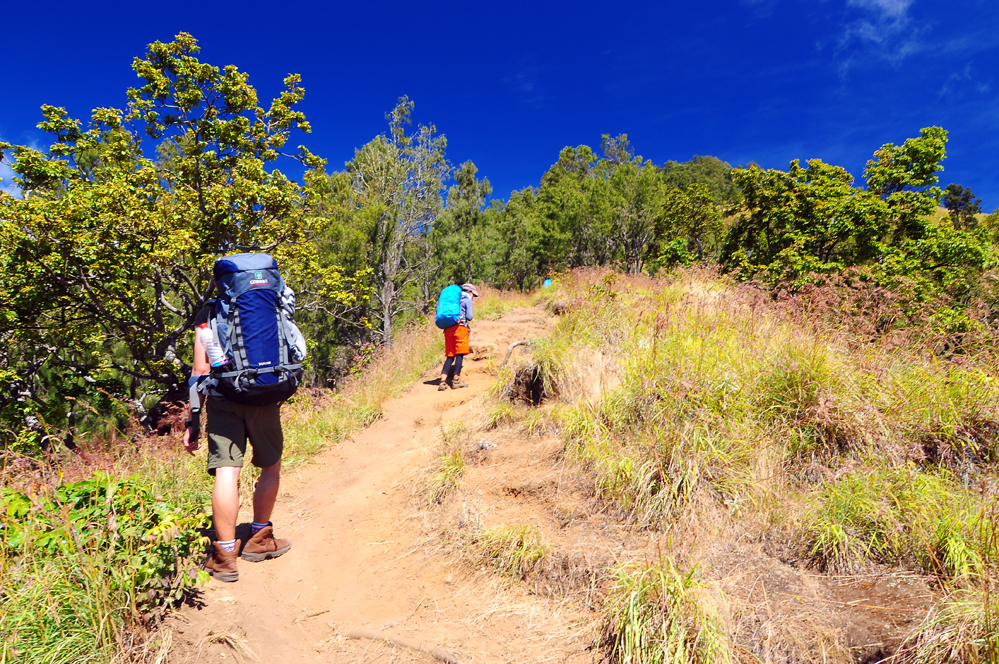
[487, 268, 999, 662]
[0, 318, 443, 664]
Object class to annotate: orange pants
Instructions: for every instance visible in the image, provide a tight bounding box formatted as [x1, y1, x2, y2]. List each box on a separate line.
[444, 324, 470, 357]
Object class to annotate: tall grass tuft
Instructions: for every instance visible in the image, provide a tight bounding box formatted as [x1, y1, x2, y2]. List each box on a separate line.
[427, 449, 466, 506]
[804, 465, 995, 577]
[474, 525, 548, 579]
[602, 554, 733, 664]
[891, 589, 999, 664]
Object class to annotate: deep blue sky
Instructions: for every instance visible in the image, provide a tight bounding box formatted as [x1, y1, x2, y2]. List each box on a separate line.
[2, 0, 997, 209]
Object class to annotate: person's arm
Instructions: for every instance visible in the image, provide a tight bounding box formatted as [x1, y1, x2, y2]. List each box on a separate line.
[462, 294, 474, 323]
[182, 326, 211, 454]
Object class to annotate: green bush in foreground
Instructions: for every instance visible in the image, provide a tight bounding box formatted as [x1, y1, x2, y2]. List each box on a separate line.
[1, 473, 208, 663]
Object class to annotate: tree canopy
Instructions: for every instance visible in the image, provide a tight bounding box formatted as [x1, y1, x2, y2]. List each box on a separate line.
[0, 33, 323, 439]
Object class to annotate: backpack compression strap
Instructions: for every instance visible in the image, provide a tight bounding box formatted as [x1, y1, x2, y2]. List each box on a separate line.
[216, 303, 301, 388]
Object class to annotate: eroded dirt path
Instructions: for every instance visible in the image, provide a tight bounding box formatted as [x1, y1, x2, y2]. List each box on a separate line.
[167, 307, 593, 664]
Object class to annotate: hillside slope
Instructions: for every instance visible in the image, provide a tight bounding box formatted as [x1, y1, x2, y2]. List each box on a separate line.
[166, 272, 999, 664]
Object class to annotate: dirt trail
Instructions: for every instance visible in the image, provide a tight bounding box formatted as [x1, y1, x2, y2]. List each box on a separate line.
[167, 307, 593, 664]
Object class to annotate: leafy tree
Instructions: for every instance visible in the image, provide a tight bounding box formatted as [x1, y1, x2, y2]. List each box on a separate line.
[720, 126, 989, 305]
[662, 155, 741, 206]
[489, 188, 544, 290]
[432, 161, 492, 286]
[292, 169, 375, 384]
[864, 126, 948, 244]
[601, 141, 668, 274]
[982, 209, 999, 244]
[0, 33, 323, 439]
[722, 159, 889, 284]
[657, 183, 722, 267]
[600, 133, 635, 166]
[534, 145, 608, 270]
[942, 183, 982, 230]
[343, 97, 449, 345]
[861, 128, 990, 298]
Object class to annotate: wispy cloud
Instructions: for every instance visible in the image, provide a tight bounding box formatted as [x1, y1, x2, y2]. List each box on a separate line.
[0, 140, 22, 198]
[938, 63, 993, 98]
[739, 0, 781, 18]
[503, 59, 552, 110]
[847, 0, 912, 19]
[834, 0, 926, 73]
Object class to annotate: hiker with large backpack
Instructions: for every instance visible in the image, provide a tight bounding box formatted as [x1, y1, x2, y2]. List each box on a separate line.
[181, 254, 307, 582]
[435, 282, 479, 391]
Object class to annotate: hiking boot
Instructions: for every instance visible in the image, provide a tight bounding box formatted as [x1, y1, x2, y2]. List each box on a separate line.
[438, 382, 448, 391]
[241, 523, 292, 562]
[206, 540, 240, 582]
[451, 378, 469, 389]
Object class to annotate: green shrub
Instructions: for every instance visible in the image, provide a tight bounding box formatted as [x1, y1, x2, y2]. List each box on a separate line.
[1, 473, 208, 663]
[804, 465, 994, 577]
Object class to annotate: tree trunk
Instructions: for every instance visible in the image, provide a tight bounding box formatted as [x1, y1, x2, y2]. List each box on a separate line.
[382, 280, 395, 346]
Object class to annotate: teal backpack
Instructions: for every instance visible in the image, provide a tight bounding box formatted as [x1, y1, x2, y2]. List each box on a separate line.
[435, 285, 463, 329]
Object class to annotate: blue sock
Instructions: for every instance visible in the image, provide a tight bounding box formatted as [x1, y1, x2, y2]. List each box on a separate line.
[251, 521, 270, 535]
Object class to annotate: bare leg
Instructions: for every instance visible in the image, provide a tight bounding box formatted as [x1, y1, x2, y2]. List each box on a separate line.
[212, 466, 241, 542]
[253, 460, 281, 524]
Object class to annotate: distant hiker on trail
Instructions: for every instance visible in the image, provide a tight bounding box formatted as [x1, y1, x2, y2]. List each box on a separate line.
[182, 254, 306, 583]
[435, 282, 479, 391]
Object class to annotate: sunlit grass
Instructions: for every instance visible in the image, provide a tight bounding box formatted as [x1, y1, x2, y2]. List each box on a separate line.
[473, 524, 548, 579]
[602, 555, 734, 664]
[805, 466, 995, 577]
[427, 449, 466, 506]
[892, 589, 999, 664]
[476, 267, 999, 661]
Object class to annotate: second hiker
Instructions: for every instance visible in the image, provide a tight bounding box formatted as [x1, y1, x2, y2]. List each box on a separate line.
[435, 282, 478, 390]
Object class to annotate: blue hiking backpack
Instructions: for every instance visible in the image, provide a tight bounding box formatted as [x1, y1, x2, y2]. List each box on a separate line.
[435, 285, 463, 329]
[205, 253, 306, 406]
